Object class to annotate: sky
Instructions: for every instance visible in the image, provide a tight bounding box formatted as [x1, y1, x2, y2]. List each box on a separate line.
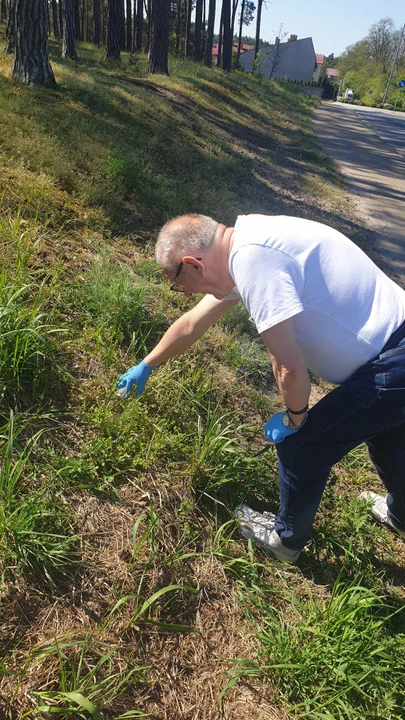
[214, 0, 404, 58]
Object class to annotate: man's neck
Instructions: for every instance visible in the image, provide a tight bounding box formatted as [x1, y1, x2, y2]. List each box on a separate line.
[224, 226, 234, 254]
[215, 224, 234, 255]
[212, 225, 235, 294]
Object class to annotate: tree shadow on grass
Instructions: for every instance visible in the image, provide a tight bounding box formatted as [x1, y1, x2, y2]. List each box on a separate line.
[0, 52, 343, 236]
[1, 42, 398, 285]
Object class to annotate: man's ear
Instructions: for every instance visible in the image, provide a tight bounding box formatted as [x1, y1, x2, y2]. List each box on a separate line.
[182, 256, 205, 274]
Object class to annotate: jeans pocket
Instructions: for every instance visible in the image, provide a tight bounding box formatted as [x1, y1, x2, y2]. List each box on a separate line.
[371, 388, 405, 415]
[378, 350, 405, 391]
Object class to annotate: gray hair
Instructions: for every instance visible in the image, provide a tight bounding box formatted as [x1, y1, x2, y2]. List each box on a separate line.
[155, 214, 219, 274]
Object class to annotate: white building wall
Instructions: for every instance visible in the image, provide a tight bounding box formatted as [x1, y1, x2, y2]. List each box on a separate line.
[240, 37, 316, 82]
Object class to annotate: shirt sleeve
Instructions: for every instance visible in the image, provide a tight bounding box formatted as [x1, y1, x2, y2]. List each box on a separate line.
[229, 243, 305, 333]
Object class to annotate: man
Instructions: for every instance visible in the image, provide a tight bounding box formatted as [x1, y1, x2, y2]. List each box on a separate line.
[117, 213, 405, 563]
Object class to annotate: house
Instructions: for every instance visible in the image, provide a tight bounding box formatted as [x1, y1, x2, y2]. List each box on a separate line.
[212, 42, 254, 59]
[326, 67, 340, 83]
[313, 53, 324, 83]
[240, 35, 317, 82]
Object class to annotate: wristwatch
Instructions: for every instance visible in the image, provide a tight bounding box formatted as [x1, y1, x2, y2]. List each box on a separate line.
[282, 410, 308, 430]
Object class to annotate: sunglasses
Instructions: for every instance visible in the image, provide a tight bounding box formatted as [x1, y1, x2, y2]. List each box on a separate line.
[170, 258, 201, 292]
[170, 261, 184, 292]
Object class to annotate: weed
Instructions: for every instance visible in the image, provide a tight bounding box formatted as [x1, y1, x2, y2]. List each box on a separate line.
[219, 303, 257, 338]
[225, 335, 275, 389]
[76, 250, 165, 358]
[0, 255, 69, 411]
[0, 412, 80, 583]
[26, 635, 150, 718]
[223, 574, 405, 719]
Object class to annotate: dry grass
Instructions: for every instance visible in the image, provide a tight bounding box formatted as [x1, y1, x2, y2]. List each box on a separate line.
[1, 26, 405, 720]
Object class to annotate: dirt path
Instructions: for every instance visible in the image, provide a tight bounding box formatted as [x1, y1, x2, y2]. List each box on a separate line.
[313, 102, 405, 287]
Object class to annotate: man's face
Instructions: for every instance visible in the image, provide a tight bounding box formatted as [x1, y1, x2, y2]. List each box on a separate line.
[167, 257, 224, 298]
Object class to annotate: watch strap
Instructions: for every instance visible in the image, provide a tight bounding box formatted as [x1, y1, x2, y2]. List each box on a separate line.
[284, 410, 308, 429]
[287, 404, 309, 415]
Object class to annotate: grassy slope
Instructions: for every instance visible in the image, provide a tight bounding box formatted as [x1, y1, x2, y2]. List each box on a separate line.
[1, 32, 405, 720]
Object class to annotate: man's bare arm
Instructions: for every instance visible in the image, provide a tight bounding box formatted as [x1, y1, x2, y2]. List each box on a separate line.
[145, 294, 239, 366]
[260, 318, 311, 422]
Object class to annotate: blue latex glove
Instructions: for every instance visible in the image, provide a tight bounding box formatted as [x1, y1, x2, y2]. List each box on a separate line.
[264, 411, 301, 444]
[117, 360, 154, 398]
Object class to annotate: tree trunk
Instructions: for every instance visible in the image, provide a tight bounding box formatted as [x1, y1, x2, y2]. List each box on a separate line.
[194, 0, 202, 61]
[46, 0, 51, 34]
[237, 0, 244, 59]
[74, 0, 80, 38]
[51, 0, 60, 36]
[62, 0, 77, 57]
[58, 0, 63, 37]
[102, 0, 106, 43]
[254, 0, 262, 60]
[146, 0, 151, 53]
[80, 0, 85, 39]
[119, 0, 125, 49]
[106, 0, 121, 59]
[202, 0, 206, 56]
[0, 0, 6, 22]
[204, 0, 214, 67]
[12, 0, 56, 85]
[5, 0, 17, 53]
[216, 4, 222, 66]
[222, 0, 231, 71]
[148, 0, 169, 74]
[93, 0, 100, 43]
[175, 0, 180, 53]
[184, 0, 191, 58]
[126, 0, 131, 49]
[134, 0, 142, 51]
[231, 0, 237, 39]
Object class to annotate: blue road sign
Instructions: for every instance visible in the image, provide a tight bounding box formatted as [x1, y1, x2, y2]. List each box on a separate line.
[398, 79, 405, 88]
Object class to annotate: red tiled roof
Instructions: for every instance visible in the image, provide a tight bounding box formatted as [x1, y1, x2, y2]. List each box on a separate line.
[315, 53, 324, 64]
[212, 42, 254, 56]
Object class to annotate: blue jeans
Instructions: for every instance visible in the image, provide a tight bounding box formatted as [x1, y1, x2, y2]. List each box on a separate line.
[275, 320, 405, 550]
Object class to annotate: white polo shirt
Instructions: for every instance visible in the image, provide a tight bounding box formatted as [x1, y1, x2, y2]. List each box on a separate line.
[226, 215, 405, 383]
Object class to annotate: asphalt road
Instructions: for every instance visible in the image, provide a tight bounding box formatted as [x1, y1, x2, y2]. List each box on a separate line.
[354, 105, 405, 158]
[313, 102, 405, 285]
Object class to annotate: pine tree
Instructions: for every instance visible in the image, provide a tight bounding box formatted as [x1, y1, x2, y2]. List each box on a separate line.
[62, 0, 77, 58]
[148, 0, 169, 74]
[4, 0, 17, 53]
[106, 0, 121, 59]
[204, 0, 215, 66]
[222, 0, 232, 71]
[12, 0, 56, 85]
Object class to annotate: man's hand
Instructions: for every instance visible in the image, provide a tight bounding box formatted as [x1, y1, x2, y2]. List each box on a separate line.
[117, 360, 154, 398]
[264, 411, 301, 444]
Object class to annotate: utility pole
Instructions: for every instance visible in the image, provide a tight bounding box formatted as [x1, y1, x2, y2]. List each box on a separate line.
[382, 23, 405, 106]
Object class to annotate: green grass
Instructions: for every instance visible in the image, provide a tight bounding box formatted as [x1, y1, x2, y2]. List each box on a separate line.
[75, 249, 167, 365]
[227, 574, 405, 719]
[0, 216, 68, 412]
[1, 26, 404, 720]
[23, 635, 150, 718]
[0, 412, 80, 584]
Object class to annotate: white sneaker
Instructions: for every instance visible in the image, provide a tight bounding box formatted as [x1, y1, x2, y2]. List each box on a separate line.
[235, 504, 302, 563]
[360, 491, 405, 540]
